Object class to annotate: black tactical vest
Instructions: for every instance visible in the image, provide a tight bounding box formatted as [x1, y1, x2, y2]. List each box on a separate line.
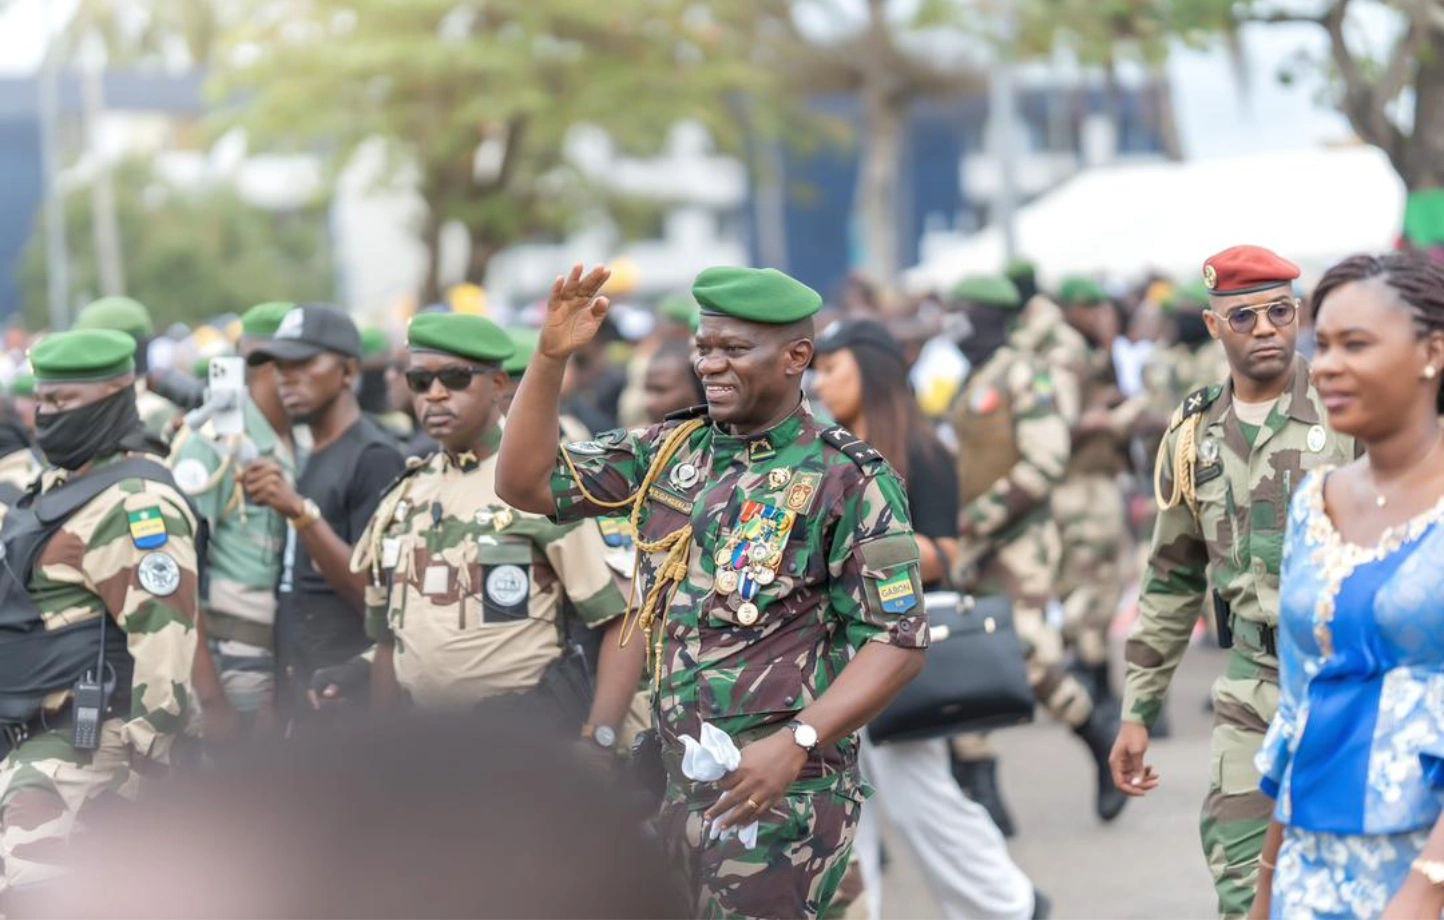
[0, 458, 181, 725]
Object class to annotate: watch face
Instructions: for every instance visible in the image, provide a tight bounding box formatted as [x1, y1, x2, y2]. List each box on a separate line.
[594, 725, 617, 748]
[794, 724, 818, 749]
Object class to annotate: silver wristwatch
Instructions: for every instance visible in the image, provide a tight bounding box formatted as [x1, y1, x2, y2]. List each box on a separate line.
[787, 719, 819, 752]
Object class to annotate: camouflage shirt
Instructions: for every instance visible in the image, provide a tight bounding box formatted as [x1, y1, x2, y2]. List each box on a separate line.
[0, 448, 40, 501]
[550, 400, 927, 789]
[952, 343, 1070, 546]
[136, 382, 180, 442]
[28, 453, 200, 763]
[352, 432, 627, 709]
[1123, 359, 1354, 727]
[168, 400, 292, 651]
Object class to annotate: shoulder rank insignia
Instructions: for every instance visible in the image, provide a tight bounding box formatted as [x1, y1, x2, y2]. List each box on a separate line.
[1169, 385, 1222, 432]
[820, 425, 884, 468]
[128, 505, 168, 549]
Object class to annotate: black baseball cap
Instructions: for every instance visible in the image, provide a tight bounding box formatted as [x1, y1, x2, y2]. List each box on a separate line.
[246, 304, 362, 366]
[813, 319, 906, 364]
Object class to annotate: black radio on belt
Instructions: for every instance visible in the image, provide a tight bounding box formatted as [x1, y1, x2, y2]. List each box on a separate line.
[1212, 591, 1234, 650]
[72, 611, 116, 751]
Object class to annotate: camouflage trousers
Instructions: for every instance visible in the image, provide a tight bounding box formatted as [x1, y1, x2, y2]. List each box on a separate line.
[1052, 473, 1129, 669]
[660, 781, 861, 919]
[0, 720, 134, 894]
[1201, 651, 1279, 920]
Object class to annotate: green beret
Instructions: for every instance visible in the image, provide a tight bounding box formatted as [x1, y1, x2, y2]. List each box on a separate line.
[407, 313, 514, 365]
[1166, 282, 1211, 312]
[74, 296, 154, 341]
[30, 329, 137, 382]
[1058, 276, 1108, 306]
[1004, 259, 1036, 281]
[8, 373, 35, 398]
[502, 328, 538, 377]
[692, 267, 822, 325]
[360, 327, 391, 360]
[240, 301, 295, 339]
[952, 275, 1022, 309]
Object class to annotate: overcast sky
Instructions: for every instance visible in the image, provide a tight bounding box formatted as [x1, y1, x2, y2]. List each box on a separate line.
[0, 0, 1391, 162]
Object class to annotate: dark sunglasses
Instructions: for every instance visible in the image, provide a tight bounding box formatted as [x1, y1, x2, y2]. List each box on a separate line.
[404, 366, 488, 394]
[1215, 299, 1297, 334]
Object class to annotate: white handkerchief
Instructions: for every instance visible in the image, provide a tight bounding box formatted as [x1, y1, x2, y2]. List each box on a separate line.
[679, 722, 760, 849]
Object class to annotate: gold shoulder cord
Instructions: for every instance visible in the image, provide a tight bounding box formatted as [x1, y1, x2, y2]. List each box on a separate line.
[559, 418, 706, 687]
[1153, 412, 1202, 517]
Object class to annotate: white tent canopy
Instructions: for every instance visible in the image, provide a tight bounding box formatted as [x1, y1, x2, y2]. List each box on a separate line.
[906, 146, 1406, 292]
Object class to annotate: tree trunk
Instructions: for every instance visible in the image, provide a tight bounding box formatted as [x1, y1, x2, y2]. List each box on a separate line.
[465, 237, 501, 287]
[1404, 17, 1444, 191]
[83, 57, 125, 297]
[855, 84, 905, 286]
[418, 205, 444, 306]
[1150, 65, 1185, 161]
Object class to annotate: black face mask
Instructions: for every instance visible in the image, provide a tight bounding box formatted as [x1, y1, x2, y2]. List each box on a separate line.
[34, 387, 147, 471]
[959, 307, 1014, 369]
[1175, 311, 1213, 348]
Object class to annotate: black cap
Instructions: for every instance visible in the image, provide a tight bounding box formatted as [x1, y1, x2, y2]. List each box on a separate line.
[813, 319, 905, 364]
[246, 304, 362, 366]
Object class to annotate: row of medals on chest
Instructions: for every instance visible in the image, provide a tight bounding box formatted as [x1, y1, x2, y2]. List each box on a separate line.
[387, 500, 517, 537]
[1196, 423, 1328, 465]
[670, 460, 795, 629]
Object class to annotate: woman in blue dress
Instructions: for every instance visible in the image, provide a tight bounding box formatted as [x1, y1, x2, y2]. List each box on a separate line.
[1252, 251, 1444, 920]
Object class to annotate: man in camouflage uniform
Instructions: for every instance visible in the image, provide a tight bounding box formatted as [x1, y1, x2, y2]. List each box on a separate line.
[0, 399, 39, 508]
[1110, 246, 1354, 919]
[73, 297, 181, 439]
[348, 313, 641, 742]
[168, 302, 295, 740]
[0, 329, 198, 895]
[497, 264, 928, 919]
[947, 274, 1125, 834]
[1051, 276, 1132, 701]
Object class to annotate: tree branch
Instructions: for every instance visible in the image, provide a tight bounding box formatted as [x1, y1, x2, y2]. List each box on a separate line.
[1322, 0, 1409, 171]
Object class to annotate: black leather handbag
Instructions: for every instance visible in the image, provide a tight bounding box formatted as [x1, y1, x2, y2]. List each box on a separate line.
[868, 591, 1035, 744]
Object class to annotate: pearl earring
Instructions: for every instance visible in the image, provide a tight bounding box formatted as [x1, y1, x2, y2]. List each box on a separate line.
[1427, 367, 1439, 381]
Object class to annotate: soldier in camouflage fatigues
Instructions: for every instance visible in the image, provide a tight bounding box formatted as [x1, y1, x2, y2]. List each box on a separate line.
[167, 302, 296, 736]
[946, 274, 1126, 830]
[0, 330, 198, 894]
[498, 264, 927, 919]
[1112, 246, 1354, 919]
[0, 403, 39, 509]
[349, 313, 637, 734]
[73, 297, 181, 440]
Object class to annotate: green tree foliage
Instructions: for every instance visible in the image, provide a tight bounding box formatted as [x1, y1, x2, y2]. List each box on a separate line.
[211, 0, 780, 300]
[17, 160, 333, 331]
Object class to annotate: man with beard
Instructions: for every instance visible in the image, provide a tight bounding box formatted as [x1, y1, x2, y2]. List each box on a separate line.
[1110, 246, 1354, 919]
[168, 302, 296, 741]
[240, 305, 403, 725]
[947, 274, 1126, 835]
[497, 265, 927, 919]
[73, 297, 181, 439]
[349, 314, 638, 736]
[0, 329, 199, 895]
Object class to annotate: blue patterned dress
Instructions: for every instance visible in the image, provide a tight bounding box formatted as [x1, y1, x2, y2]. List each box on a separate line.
[1257, 470, 1444, 919]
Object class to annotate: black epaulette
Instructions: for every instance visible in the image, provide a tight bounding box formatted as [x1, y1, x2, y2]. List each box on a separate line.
[1169, 385, 1223, 432]
[820, 425, 885, 468]
[663, 405, 710, 423]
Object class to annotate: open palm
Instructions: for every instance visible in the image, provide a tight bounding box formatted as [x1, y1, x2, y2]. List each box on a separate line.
[540, 264, 612, 359]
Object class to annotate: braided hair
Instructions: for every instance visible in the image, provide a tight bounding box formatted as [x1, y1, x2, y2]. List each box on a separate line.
[1312, 251, 1444, 412]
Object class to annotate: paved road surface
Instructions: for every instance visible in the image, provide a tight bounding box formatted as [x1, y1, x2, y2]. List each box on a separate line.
[879, 640, 1228, 919]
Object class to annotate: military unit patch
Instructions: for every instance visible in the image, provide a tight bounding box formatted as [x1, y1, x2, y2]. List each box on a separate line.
[172, 458, 209, 495]
[748, 439, 776, 463]
[136, 551, 181, 596]
[876, 569, 918, 614]
[784, 472, 821, 514]
[647, 485, 695, 515]
[127, 506, 168, 549]
[565, 440, 605, 456]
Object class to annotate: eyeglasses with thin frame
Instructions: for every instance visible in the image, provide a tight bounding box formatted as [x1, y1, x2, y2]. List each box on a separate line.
[404, 366, 489, 394]
[1213, 299, 1298, 335]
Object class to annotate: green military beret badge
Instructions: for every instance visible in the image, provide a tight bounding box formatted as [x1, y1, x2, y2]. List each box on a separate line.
[692, 266, 822, 324]
[241, 301, 296, 339]
[74, 296, 154, 341]
[952, 275, 1022, 309]
[408, 313, 515, 364]
[30, 329, 137, 382]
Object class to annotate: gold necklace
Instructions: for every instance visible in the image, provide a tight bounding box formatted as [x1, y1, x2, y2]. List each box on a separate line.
[1368, 431, 1444, 508]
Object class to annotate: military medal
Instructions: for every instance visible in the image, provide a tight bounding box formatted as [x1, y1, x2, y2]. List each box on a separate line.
[715, 548, 732, 567]
[768, 468, 791, 489]
[715, 570, 739, 595]
[671, 462, 700, 490]
[754, 566, 775, 586]
[137, 552, 181, 597]
[1307, 425, 1326, 453]
[1199, 438, 1220, 464]
[737, 602, 759, 626]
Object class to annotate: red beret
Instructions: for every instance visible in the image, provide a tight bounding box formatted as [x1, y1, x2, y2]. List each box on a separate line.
[1202, 245, 1300, 296]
